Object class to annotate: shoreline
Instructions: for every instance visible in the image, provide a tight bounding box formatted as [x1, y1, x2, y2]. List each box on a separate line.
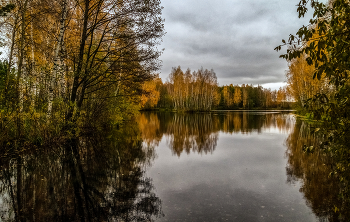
[211, 109, 295, 112]
[140, 109, 296, 112]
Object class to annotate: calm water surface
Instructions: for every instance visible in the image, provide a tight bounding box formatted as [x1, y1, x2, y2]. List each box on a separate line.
[0, 111, 344, 221]
[140, 112, 317, 222]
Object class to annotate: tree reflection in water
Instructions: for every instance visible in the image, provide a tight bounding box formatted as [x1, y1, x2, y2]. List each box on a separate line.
[0, 124, 163, 221]
[138, 111, 294, 157]
[285, 120, 350, 221]
[138, 112, 350, 221]
[5, 113, 348, 220]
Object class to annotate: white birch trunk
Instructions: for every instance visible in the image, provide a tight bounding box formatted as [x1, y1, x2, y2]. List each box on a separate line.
[59, 41, 67, 96]
[18, 0, 29, 113]
[30, 21, 37, 108]
[47, 0, 68, 118]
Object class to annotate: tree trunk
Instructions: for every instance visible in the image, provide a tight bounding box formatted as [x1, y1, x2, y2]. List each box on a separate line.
[67, 0, 89, 121]
[17, 0, 28, 113]
[30, 19, 37, 109]
[5, 13, 18, 109]
[47, 0, 68, 118]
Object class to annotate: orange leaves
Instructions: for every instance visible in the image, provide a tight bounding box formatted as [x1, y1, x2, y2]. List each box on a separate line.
[233, 87, 242, 106]
[286, 53, 327, 106]
[141, 76, 161, 109]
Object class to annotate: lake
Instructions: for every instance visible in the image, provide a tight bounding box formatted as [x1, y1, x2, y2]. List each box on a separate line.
[140, 111, 316, 222]
[0, 111, 345, 221]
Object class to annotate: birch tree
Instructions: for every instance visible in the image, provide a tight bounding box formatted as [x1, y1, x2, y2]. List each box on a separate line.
[47, 0, 68, 117]
[0, 0, 165, 126]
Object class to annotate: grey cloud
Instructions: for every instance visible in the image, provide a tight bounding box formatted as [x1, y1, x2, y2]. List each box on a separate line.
[159, 0, 314, 86]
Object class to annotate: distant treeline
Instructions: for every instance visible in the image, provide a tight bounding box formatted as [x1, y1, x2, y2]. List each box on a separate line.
[141, 66, 294, 111]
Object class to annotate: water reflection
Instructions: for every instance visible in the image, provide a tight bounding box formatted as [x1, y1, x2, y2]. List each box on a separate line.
[139, 112, 294, 156]
[2, 112, 349, 221]
[285, 120, 350, 221]
[139, 112, 350, 221]
[0, 124, 163, 221]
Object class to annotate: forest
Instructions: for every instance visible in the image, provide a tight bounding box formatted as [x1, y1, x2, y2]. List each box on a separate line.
[140, 66, 293, 111]
[0, 1, 165, 220]
[0, 0, 165, 137]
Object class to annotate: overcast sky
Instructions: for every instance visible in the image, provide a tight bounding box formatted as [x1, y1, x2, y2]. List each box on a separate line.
[158, 0, 321, 90]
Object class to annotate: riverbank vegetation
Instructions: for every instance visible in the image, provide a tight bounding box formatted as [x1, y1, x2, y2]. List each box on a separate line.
[276, 0, 350, 217]
[285, 119, 350, 220]
[0, 1, 164, 219]
[0, 0, 164, 135]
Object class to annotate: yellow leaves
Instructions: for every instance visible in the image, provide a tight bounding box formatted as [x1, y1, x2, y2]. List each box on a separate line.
[212, 89, 221, 107]
[168, 66, 218, 110]
[233, 87, 242, 105]
[287, 53, 327, 105]
[141, 78, 160, 109]
[276, 86, 288, 106]
[223, 86, 233, 107]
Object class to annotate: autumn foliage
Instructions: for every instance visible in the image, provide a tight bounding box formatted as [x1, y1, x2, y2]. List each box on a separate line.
[140, 66, 293, 111]
[0, 0, 164, 126]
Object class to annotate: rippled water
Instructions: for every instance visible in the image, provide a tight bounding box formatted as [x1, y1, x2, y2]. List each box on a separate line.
[0, 111, 346, 221]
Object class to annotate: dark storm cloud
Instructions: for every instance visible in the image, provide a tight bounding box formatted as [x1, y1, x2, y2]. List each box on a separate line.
[159, 0, 318, 87]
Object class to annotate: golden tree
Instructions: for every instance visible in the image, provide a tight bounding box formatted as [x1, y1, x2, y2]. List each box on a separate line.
[286, 54, 327, 107]
[233, 86, 242, 106]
